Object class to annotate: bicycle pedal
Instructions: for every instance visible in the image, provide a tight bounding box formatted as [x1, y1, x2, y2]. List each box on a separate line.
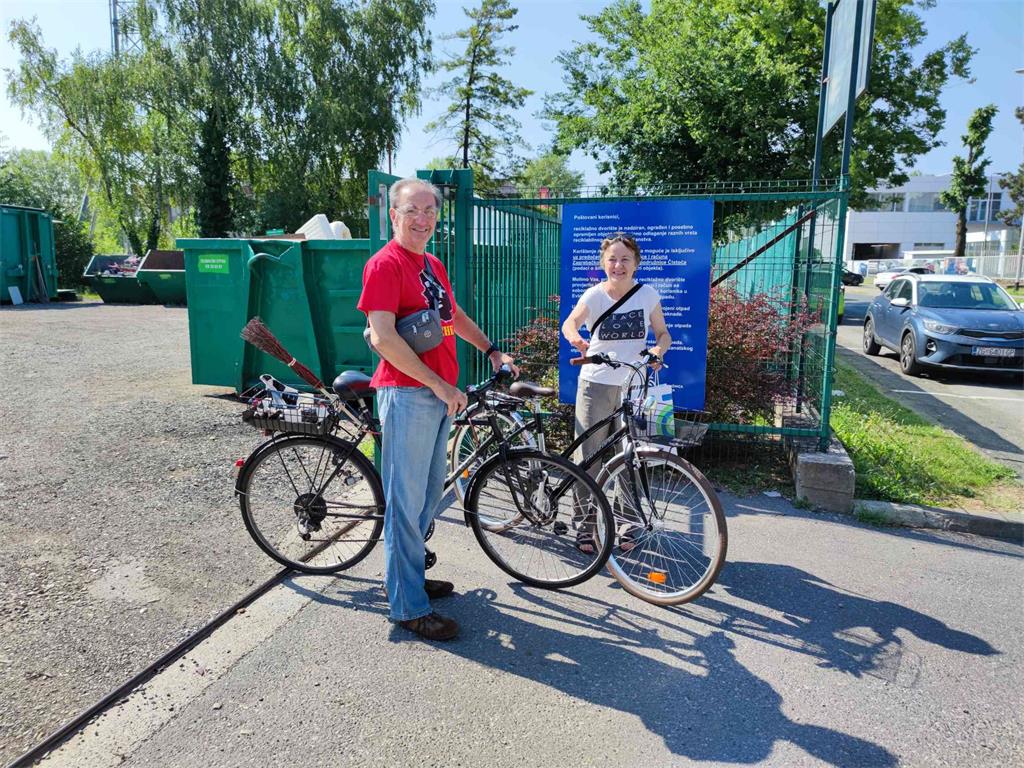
[552, 521, 568, 536]
[424, 548, 437, 570]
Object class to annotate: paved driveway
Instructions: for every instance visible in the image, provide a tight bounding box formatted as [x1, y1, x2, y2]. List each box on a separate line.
[40, 495, 1024, 768]
[839, 286, 1024, 477]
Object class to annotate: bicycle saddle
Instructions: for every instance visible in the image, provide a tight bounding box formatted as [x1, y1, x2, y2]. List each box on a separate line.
[509, 380, 555, 398]
[332, 371, 375, 401]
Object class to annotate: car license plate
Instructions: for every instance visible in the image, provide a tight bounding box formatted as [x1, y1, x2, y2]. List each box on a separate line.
[972, 346, 1017, 357]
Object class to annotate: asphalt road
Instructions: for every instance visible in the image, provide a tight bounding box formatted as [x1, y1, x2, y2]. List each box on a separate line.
[838, 285, 1024, 477]
[38, 495, 1024, 768]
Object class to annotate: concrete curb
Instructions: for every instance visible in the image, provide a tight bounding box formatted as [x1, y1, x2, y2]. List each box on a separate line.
[853, 499, 1024, 544]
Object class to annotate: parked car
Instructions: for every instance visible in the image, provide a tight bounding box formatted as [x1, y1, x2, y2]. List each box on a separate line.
[842, 269, 864, 286]
[873, 266, 934, 291]
[863, 275, 1024, 376]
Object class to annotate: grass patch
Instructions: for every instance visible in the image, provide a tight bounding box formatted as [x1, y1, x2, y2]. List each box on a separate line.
[830, 360, 1018, 507]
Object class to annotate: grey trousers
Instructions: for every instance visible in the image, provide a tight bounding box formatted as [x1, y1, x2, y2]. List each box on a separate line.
[574, 378, 623, 479]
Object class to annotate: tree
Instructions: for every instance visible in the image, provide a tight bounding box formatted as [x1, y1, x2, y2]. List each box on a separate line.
[426, 0, 532, 190]
[6, 20, 188, 255]
[938, 104, 997, 259]
[517, 152, 584, 196]
[545, 0, 975, 206]
[997, 108, 1024, 228]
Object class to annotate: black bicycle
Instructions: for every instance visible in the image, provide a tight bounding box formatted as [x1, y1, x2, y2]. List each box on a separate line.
[449, 351, 727, 605]
[234, 367, 616, 589]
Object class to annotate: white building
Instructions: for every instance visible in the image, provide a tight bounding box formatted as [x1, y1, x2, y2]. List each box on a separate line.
[844, 173, 1020, 278]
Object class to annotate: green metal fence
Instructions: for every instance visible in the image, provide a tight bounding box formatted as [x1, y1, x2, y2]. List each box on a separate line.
[366, 170, 846, 451]
[469, 176, 848, 451]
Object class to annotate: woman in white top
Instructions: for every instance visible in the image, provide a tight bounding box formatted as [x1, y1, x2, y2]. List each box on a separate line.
[561, 233, 671, 552]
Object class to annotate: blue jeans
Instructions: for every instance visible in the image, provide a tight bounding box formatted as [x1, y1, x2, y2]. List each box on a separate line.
[377, 386, 451, 621]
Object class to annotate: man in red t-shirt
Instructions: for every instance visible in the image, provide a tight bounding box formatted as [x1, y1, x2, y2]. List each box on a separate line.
[358, 178, 517, 641]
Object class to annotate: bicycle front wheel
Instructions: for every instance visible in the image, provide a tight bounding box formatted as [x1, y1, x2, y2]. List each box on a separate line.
[597, 448, 727, 605]
[238, 434, 384, 574]
[465, 450, 614, 589]
[449, 407, 535, 505]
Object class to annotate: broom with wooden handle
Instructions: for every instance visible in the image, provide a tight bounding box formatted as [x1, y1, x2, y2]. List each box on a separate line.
[240, 317, 326, 390]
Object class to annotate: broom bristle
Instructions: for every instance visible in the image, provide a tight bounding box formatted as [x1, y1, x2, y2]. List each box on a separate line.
[240, 317, 326, 390]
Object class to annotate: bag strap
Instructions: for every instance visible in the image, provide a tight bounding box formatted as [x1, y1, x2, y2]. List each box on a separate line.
[590, 282, 643, 335]
[421, 255, 443, 311]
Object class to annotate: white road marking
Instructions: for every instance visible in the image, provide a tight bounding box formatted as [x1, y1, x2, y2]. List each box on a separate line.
[890, 390, 1024, 402]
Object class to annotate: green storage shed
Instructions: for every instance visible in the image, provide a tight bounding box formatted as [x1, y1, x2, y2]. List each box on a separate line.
[0, 204, 58, 303]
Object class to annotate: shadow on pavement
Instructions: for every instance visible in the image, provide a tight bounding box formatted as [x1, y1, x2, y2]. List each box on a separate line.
[685, 561, 997, 679]
[294, 571, 906, 765]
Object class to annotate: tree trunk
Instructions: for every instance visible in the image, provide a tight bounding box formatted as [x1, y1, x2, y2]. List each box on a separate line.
[953, 209, 967, 259]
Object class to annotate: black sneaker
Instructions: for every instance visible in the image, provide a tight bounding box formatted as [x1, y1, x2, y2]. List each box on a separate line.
[397, 612, 459, 641]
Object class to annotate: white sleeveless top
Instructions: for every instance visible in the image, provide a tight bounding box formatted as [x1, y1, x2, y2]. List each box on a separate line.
[573, 283, 662, 386]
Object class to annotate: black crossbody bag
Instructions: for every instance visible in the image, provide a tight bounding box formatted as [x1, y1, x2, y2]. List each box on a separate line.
[364, 256, 446, 355]
[589, 282, 643, 338]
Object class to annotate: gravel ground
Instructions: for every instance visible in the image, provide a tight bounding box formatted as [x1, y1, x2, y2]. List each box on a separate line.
[0, 302, 279, 764]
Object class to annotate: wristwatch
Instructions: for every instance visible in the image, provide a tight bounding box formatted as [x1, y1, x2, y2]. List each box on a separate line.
[484, 343, 501, 358]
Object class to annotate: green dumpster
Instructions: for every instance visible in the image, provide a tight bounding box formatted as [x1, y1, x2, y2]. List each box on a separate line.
[137, 249, 187, 304]
[84, 255, 159, 304]
[179, 237, 373, 392]
[0, 204, 58, 303]
[302, 239, 374, 382]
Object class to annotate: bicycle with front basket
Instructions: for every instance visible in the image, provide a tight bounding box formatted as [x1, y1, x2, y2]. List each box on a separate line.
[449, 350, 727, 605]
[234, 366, 616, 589]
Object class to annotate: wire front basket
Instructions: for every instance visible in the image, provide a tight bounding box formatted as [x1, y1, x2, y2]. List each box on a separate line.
[630, 402, 710, 449]
[242, 389, 337, 436]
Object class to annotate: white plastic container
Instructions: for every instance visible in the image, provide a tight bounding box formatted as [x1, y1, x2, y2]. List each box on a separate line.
[330, 220, 352, 239]
[297, 214, 334, 240]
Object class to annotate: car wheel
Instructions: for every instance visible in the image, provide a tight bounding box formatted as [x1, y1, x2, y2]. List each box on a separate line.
[863, 318, 881, 356]
[900, 332, 922, 376]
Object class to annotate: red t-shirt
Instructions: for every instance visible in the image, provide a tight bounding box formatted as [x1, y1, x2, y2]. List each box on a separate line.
[357, 240, 459, 388]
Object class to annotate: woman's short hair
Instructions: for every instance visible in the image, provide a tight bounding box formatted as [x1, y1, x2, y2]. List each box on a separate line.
[389, 178, 443, 210]
[599, 232, 641, 264]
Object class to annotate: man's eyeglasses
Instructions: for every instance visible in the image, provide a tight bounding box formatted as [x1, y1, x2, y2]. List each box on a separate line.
[394, 205, 438, 219]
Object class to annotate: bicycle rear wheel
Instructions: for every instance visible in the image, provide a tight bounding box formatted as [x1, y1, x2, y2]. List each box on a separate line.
[597, 448, 726, 605]
[238, 434, 384, 574]
[465, 450, 614, 589]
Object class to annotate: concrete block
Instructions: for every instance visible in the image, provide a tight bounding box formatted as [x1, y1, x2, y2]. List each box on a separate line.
[790, 438, 856, 514]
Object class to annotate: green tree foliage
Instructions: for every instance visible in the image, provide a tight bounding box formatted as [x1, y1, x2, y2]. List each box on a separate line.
[997, 107, 1024, 233]
[0, 147, 94, 287]
[7, 0, 433, 245]
[938, 104, 997, 258]
[6, 20, 188, 255]
[517, 152, 584, 196]
[426, 0, 532, 190]
[545, 0, 974, 205]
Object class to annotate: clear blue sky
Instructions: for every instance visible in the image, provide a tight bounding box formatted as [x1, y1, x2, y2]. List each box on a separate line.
[2, 0, 1021, 185]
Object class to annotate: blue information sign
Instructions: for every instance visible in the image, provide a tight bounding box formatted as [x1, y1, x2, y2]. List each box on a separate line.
[558, 200, 714, 410]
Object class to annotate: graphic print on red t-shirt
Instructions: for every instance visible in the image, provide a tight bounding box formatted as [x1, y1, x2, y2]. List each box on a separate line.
[357, 240, 459, 388]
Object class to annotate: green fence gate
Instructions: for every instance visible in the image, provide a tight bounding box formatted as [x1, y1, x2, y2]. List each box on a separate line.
[465, 175, 847, 451]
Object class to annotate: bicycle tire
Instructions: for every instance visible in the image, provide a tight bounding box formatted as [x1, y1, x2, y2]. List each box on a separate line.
[238, 434, 384, 574]
[596, 447, 727, 605]
[449, 407, 535, 504]
[465, 449, 614, 589]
